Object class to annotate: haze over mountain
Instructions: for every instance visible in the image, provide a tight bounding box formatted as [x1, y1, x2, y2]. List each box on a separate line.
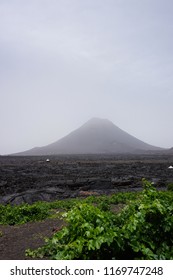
[14, 118, 164, 156]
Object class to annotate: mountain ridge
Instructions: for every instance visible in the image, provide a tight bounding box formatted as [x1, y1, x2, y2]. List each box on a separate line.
[13, 118, 164, 155]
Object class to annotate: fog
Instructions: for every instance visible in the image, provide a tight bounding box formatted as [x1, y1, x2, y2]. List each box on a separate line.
[1, 0, 173, 154]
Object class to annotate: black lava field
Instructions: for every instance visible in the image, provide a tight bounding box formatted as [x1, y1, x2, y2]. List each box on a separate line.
[0, 154, 173, 205]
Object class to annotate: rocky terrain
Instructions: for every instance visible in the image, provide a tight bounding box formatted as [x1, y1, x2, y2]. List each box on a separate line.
[0, 154, 173, 205]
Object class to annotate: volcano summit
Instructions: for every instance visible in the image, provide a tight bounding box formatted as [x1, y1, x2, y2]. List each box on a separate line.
[16, 118, 163, 155]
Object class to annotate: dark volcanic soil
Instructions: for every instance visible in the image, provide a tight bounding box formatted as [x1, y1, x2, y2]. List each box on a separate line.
[0, 154, 173, 204]
[0, 217, 65, 260]
[0, 154, 173, 259]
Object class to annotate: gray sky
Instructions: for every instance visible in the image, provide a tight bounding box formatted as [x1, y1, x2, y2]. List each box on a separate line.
[1, 0, 173, 155]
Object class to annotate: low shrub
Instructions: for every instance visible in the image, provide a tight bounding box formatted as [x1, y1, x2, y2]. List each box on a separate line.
[119, 179, 173, 259]
[0, 202, 50, 225]
[26, 179, 173, 260]
[167, 182, 173, 191]
[26, 203, 122, 259]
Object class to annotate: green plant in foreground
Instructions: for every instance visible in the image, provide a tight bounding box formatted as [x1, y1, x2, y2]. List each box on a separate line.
[26, 203, 122, 259]
[26, 179, 173, 260]
[0, 192, 138, 226]
[120, 180, 173, 259]
[167, 182, 173, 191]
[0, 203, 50, 225]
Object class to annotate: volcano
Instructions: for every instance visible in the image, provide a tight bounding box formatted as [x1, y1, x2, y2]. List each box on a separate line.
[15, 118, 163, 155]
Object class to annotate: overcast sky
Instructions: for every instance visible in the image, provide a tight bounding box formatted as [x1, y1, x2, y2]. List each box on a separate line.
[0, 0, 173, 155]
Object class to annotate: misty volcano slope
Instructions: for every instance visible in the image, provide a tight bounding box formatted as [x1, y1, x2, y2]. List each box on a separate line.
[17, 118, 163, 155]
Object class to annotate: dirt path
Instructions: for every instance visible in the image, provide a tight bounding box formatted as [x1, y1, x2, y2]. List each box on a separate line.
[0, 218, 64, 260]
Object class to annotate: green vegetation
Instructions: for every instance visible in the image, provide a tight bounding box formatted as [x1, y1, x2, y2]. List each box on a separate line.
[167, 182, 173, 191]
[0, 192, 139, 225]
[0, 202, 50, 225]
[1, 180, 173, 259]
[27, 180, 173, 260]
